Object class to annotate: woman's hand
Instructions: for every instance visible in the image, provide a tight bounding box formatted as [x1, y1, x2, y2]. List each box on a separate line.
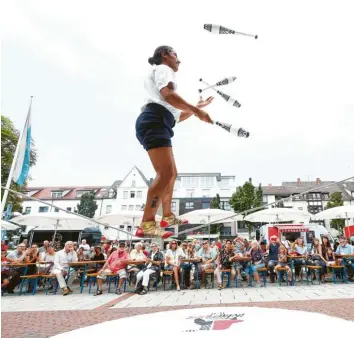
[196, 96, 214, 109]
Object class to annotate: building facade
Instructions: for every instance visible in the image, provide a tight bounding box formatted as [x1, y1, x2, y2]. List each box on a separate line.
[20, 169, 354, 237]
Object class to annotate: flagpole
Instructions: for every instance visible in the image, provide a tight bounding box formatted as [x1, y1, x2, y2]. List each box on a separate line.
[1, 97, 33, 217]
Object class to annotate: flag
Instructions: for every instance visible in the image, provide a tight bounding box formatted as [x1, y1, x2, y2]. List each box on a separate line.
[12, 100, 32, 186]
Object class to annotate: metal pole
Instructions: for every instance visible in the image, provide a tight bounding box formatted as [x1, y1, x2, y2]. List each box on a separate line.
[1, 97, 33, 216]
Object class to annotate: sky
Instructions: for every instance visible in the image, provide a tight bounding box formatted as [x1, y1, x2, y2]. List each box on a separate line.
[1, 0, 354, 188]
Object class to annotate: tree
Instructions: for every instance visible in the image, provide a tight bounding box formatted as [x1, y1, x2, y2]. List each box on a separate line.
[1, 116, 37, 212]
[229, 178, 264, 237]
[77, 191, 98, 218]
[325, 192, 345, 234]
[210, 193, 223, 234]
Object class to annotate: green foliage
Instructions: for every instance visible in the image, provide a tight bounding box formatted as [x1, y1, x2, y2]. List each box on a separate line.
[325, 192, 345, 233]
[210, 193, 222, 234]
[77, 191, 98, 218]
[1, 115, 37, 211]
[229, 178, 264, 237]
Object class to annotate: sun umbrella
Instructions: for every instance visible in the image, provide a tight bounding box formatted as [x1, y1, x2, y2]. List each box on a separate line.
[244, 208, 312, 223]
[179, 208, 240, 241]
[11, 212, 96, 242]
[312, 205, 354, 220]
[1, 220, 20, 231]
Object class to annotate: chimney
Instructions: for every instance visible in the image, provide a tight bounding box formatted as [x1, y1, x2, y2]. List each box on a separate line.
[297, 178, 301, 185]
[316, 178, 321, 184]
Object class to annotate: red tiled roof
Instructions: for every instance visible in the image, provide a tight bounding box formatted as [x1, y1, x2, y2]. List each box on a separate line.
[26, 186, 108, 200]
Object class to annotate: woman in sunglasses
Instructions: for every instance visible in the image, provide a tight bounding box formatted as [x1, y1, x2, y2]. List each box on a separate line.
[135, 46, 213, 239]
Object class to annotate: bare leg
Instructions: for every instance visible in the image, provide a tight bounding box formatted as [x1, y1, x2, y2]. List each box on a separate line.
[161, 153, 177, 217]
[142, 147, 176, 222]
[97, 279, 103, 291]
[173, 267, 180, 288]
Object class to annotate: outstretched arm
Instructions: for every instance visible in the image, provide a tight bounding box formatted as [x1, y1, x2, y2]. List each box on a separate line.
[160, 85, 212, 124]
[179, 96, 214, 123]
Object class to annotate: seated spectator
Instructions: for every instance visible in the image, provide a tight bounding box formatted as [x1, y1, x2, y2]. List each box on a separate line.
[293, 237, 309, 282]
[38, 245, 56, 273]
[52, 241, 78, 296]
[135, 242, 163, 295]
[79, 239, 90, 256]
[245, 241, 265, 288]
[5, 243, 27, 293]
[94, 241, 129, 296]
[39, 240, 50, 254]
[309, 238, 327, 282]
[77, 247, 90, 261]
[274, 246, 292, 283]
[197, 241, 217, 288]
[336, 236, 354, 279]
[1, 240, 8, 251]
[266, 235, 281, 283]
[165, 240, 183, 291]
[215, 240, 235, 290]
[128, 243, 146, 273]
[1, 249, 10, 289]
[89, 246, 105, 271]
[178, 242, 197, 289]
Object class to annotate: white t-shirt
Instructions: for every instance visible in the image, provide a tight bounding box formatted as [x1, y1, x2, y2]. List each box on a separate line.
[143, 64, 181, 122]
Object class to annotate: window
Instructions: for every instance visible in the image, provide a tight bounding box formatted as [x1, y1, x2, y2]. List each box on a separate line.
[298, 207, 303, 210]
[187, 189, 195, 198]
[119, 225, 125, 229]
[202, 202, 210, 209]
[54, 208, 59, 212]
[121, 205, 127, 211]
[135, 205, 141, 211]
[137, 191, 142, 198]
[182, 177, 198, 188]
[24, 207, 31, 214]
[128, 205, 134, 211]
[322, 193, 329, 200]
[200, 176, 213, 187]
[185, 202, 194, 209]
[219, 178, 229, 188]
[222, 201, 231, 211]
[39, 206, 49, 213]
[51, 191, 63, 198]
[130, 191, 136, 198]
[262, 196, 268, 203]
[132, 180, 136, 188]
[123, 191, 128, 199]
[76, 190, 90, 198]
[106, 205, 112, 214]
[66, 207, 72, 212]
[127, 226, 132, 232]
[171, 201, 176, 212]
[202, 189, 210, 197]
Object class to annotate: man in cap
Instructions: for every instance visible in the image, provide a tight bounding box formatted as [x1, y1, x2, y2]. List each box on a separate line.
[94, 241, 129, 296]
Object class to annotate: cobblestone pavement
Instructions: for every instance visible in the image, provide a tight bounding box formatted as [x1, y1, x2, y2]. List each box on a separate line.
[2, 284, 354, 338]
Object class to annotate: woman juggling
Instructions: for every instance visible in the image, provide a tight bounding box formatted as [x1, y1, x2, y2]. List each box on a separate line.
[135, 46, 213, 239]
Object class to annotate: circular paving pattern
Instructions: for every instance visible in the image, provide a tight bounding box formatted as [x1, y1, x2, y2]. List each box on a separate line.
[52, 306, 354, 337]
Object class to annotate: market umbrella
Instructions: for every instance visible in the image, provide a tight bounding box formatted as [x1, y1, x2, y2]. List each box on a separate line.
[244, 208, 312, 223]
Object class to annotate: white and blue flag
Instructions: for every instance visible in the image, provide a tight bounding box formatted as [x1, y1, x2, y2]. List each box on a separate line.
[12, 101, 32, 186]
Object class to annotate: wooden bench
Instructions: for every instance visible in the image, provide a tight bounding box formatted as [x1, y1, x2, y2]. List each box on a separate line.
[162, 270, 174, 290]
[256, 267, 267, 286]
[20, 274, 43, 295]
[329, 265, 345, 284]
[204, 269, 215, 289]
[276, 267, 290, 286]
[306, 266, 322, 285]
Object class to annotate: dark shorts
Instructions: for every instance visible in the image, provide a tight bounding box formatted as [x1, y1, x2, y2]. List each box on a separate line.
[136, 103, 175, 151]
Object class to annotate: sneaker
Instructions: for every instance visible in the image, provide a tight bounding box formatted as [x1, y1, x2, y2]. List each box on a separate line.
[160, 214, 188, 228]
[63, 288, 70, 296]
[94, 290, 102, 296]
[176, 286, 181, 291]
[135, 221, 172, 239]
[116, 288, 122, 295]
[218, 284, 223, 290]
[67, 287, 73, 293]
[255, 282, 262, 288]
[189, 281, 196, 290]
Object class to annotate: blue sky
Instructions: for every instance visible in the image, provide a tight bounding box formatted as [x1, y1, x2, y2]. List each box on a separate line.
[2, 0, 354, 187]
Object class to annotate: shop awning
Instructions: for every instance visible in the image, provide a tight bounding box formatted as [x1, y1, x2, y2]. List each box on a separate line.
[276, 225, 309, 233]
